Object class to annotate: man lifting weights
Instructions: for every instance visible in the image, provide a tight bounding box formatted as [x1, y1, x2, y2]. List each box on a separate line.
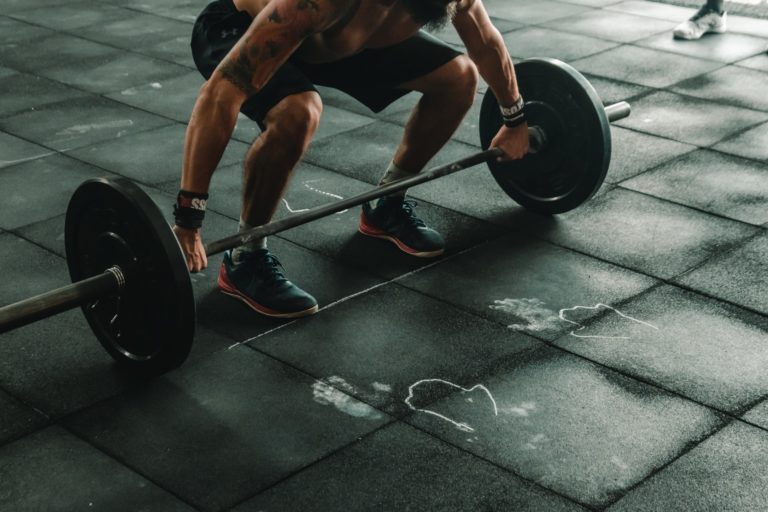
[174, 0, 529, 318]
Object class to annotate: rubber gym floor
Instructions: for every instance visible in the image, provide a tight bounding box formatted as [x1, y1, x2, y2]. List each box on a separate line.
[1, 0, 767, 510]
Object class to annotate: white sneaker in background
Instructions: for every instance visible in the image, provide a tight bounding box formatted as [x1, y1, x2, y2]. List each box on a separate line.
[673, 7, 727, 40]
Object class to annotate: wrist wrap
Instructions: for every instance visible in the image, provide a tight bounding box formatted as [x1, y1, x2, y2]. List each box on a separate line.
[500, 95, 526, 128]
[174, 190, 208, 230]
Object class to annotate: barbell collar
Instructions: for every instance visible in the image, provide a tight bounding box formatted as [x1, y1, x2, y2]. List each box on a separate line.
[0, 268, 123, 334]
[205, 148, 502, 256]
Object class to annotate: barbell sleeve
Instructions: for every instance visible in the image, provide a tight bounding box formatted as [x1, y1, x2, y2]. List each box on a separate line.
[0, 268, 124, 334]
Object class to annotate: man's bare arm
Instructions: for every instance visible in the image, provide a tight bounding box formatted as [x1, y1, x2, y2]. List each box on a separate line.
[452, 0, 520, 106]
[180, 0, 351, 195]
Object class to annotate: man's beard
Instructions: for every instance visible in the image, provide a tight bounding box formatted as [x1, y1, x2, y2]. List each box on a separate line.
[402, 0, 456, 30]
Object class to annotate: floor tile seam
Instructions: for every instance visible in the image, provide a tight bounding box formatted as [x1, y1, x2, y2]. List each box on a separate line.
[1, 14, 196, 75]
[604, 0, 768, 32]
[0, 67, 196, 126]
[614, 184, 768, 229]
[391, 279, 768, 420]
[599, 415, 735, 511]
[490, 219, 768, 320]
[222, 420, 399, 511]
[58, 424, 207, 512]
[224, 235, 502, 351]
[609, 145, 700, 187]
[527, 18, 675, 47]
[663, 80, 768, 113]
[0, 115, 180, 172]
[401, 420, 602, 512]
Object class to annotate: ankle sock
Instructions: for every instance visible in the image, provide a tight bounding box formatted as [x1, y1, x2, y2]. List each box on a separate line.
[379, 161, 417, 198]
[232, 219, 267, 263]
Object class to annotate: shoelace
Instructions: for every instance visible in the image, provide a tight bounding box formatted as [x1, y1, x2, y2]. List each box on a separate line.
[240, 251, 287, 284]
[397, 200, 426, 228]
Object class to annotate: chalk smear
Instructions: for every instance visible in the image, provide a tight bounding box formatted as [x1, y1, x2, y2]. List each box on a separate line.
[57, 119, 134, 136]
[405, 379, 499, 433]
[312, 376, 382, 420]
[559, 304, 659, 339]
[489, 298, 560, 332]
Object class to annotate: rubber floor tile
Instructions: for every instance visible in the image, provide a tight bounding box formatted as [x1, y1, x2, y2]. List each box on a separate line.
[9, 2, 129, 31]
[43, 52, 191, 95]
[672, 65, 768, 111]
[0, 388, 47, 446]
[607, 421, 768, 512]
[255, 283, 539, 417]
[0, 153, 114, 230]
[77, 11, 191, 50]
[236, 422, 587, 512]
[482, 0, 593, 25]
[0, 426, 196, 511]
[65, 347, 391, 511]
[713, 120, 768, 161]
[516, 187, 758, 279]
[606, 126, 696, 184]
[573, 46, 723, 89]
[0, 96, 173, 152]
[405, 346, 723, 508]
[637, 32, 768, 64]
[0, 131, 55, 169]
[554, 285, 768, 412]
[0, 73, 85, 118]
[399, 234, 657, 341]
[543, 9, 677, 43]
[677, 231, 768, 316]
[623, 149, 768, 225]
[614, 91, 768, 146]
[106, 71, 203, 123]
[69, 124, 249, 185]
[504, 27, 620, 61]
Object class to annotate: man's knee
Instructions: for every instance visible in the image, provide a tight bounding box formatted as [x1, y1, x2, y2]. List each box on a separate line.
[265, 92, 323, 156]
[448, 55, 479, 106]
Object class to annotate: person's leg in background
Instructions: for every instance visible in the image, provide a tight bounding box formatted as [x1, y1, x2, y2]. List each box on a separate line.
[673, 0, 727, 40]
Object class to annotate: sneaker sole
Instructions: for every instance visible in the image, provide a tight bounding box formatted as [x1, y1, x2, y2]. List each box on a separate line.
[358, 221, 444, 258]
[674, 25, 727, 40]
[217, 270, 319, 319]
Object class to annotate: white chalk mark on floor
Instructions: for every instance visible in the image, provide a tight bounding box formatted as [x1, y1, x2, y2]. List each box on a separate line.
[57, 119, 134, 137]
[405, 379, 498, 433]
[311, 376, 382, 420]
[489, 298, 560, 332]
[281, 198, 310, 214]
[372, 382, 391, 393]
[505, 401, 536, 417]
[559, 304, 659, 339]
[281, 180, 349, 214]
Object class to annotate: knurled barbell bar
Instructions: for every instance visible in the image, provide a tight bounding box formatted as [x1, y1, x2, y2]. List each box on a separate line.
[0, 58, 631, 375]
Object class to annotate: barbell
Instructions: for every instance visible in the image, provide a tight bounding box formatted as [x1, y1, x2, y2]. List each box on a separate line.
[0, 58, 631, 375]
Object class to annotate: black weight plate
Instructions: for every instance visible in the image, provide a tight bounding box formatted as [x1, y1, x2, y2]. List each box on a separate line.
[480, 58, 611, 214]
[65, 178, 194, 375]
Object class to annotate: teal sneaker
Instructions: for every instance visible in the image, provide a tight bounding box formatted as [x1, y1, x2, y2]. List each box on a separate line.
[359, 197, 445, 258]
[217, 249, 318, 318]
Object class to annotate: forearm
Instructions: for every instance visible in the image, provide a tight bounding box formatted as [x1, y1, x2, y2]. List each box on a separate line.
[467, 29, 520, 106]
[180, 82, 242, 194]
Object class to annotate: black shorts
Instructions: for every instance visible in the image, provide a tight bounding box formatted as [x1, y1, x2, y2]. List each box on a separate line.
[191, 0, 462, 127]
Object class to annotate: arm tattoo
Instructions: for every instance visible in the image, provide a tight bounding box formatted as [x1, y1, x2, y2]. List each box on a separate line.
[268, 8, 284, 23]
[219, 49, 259, 96]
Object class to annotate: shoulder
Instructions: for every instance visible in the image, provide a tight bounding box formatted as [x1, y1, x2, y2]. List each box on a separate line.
[453, 0, 480, 14]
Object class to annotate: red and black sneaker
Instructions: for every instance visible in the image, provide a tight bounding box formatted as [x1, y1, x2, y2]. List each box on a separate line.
[218, 249, 318, 318]
[359, 197, 445, 258]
